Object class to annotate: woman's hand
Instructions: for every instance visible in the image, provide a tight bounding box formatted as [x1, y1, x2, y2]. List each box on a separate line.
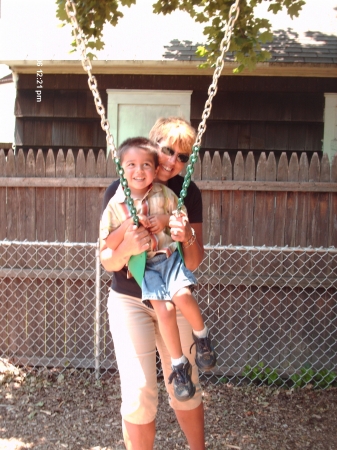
[148, 214, 169, 234]
[100, 222, 150, 272]
[124, 223, 151, 256]
[169, 212, 204, 271]
[169, 212, 192, 243]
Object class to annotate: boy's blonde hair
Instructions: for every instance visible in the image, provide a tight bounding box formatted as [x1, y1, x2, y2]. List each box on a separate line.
[149, 117, 196, 155]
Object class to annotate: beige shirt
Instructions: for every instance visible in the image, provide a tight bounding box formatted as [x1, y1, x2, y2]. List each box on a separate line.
[100, 183, 187, 259]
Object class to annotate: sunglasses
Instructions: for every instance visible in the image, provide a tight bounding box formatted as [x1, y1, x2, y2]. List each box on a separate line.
[160, 146, 190, 164]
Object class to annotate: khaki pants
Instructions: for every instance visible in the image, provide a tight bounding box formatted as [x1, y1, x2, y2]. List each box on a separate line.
[107, 289, 202, 425]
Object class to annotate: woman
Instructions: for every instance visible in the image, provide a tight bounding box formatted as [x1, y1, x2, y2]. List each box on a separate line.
[100, 117, 205, 450]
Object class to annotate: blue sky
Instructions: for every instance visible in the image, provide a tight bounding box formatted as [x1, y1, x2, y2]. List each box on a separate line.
[0, 0, 336, 78]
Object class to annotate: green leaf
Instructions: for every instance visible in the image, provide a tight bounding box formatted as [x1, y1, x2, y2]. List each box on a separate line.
[56, 0, 307, 73]
[196, 46, 208, 57]
[259, 31, 274, 43]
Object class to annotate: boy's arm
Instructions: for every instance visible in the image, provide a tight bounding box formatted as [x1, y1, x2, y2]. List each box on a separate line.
[147, 185, 176, 234]
[147, 214, 170, 234]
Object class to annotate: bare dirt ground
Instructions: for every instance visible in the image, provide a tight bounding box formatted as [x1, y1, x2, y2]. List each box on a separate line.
[1, 361, 337, 450]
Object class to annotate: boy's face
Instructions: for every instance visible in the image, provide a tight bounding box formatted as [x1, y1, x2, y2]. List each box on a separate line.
[121, 147, 158, 197]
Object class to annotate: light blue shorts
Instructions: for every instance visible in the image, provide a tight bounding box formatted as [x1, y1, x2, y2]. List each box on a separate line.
[141, 250, 197, 302]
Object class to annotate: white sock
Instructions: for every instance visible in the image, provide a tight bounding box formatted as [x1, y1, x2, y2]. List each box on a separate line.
[171, 355, 188, 366]
[193, 326, 208, 339]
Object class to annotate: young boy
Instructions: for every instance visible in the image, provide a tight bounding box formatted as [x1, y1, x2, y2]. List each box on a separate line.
[100, 137, 216, 401]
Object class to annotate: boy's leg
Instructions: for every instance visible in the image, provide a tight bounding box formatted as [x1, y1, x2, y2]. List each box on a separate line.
[173, 287, 217, 372]
[150, 299, 195, 402]
[149, 300, 183, 359]
[172, 287, 204, 332]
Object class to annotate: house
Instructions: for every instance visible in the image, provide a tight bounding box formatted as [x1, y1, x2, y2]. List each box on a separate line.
[0, 72, 15, 150]
[0, 0, 336, 162]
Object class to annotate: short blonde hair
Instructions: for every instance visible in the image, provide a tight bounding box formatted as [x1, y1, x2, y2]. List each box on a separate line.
[149, 117, 196, 155]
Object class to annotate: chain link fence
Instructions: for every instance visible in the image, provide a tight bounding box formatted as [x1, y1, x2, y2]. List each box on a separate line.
[0, 240, 336, 388]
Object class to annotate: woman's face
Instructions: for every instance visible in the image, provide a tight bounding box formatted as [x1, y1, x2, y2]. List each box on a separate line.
[156, 141, 190, 183]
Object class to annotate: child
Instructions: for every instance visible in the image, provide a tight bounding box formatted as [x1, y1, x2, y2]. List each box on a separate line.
[100, 137, 216, 401]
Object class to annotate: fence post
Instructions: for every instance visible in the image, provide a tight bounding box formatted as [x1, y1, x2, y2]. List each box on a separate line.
[95, 239, 101, 379]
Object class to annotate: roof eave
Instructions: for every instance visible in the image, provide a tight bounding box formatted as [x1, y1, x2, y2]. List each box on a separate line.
[1, 60, 337, 77]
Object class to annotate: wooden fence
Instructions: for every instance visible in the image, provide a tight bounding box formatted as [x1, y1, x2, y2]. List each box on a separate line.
[1, 148, 337, 247]
[1, 147, 337, 378]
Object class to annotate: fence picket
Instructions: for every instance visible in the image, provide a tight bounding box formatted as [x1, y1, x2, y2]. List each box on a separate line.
[209, 151, 222, 245]
[6, 150, 17, 241]
[331, 154, 337, 182]
[266, 151, 277, 182]
[296, 153, 309, 248]
[321, 154, 331, 182]
[56, 150, 66, 242]
[36, 149, 46, 240]
[221, 152, 232, 245]
[309, 152, 320, 182]
[274, 153, 288, 246]
[256, 152, 266, 181]
[76, 150, 86, 242]
[45, 149, 56, 240]
[26, 150, 36, 241]
[201, 151, 212, 245]
[65, 150, 76, 241]
[233, 151, 244, 181]
[16, 150, 26, 241]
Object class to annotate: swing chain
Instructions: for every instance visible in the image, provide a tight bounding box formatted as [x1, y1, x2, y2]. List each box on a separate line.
[65, 0, 240, 219]
[177, 0, 240, 212]
[195, 0, 240, 148]
[65, 0, 139, 226]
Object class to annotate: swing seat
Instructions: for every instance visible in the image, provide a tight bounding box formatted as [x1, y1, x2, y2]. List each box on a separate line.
[129, 243, 185, 287]
[128, 251, 147, 287]
[177, 241, 185, 264]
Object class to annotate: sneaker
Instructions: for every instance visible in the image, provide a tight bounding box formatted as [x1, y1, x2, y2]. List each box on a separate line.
[168, 360, 196, 402]
[190, 332, 217, 372]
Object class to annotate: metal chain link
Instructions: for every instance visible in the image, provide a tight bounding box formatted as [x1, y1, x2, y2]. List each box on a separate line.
[2, 240, 336, 387]
[65, 0, 139, 225]
[65, 0, 240, 216]
[177, 0, 240, 211]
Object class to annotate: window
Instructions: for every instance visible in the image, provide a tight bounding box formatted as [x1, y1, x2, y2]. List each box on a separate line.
[106, 89, 192, 150]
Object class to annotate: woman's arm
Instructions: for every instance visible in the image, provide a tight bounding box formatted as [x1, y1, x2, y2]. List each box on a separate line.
[183, 222, 204, 270]
[100, 222, 150, 272]
[169, 214, 204, 271]
[104, 217, 134, 250]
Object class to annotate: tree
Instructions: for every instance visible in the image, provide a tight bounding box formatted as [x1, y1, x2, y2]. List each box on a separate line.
[56, 0, 306, 72]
